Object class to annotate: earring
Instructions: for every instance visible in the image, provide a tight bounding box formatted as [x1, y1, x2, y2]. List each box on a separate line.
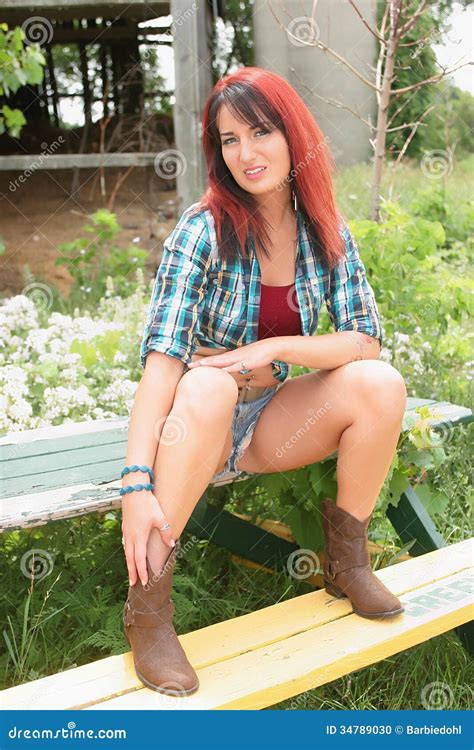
[292, 189, 297, 212]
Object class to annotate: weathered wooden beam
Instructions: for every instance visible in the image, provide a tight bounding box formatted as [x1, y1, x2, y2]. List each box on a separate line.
[0, 153, 158, 170]
[0, 4, 169, 26]
[50, 25, 172, 43]
[2, 0, 165, 8]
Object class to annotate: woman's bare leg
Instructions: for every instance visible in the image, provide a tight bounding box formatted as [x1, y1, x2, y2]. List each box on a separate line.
[146, 366, 238, 573]
[236, 360, 407, 521]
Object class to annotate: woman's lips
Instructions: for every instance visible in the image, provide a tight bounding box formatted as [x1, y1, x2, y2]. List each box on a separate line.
[243, 166, 267, 180]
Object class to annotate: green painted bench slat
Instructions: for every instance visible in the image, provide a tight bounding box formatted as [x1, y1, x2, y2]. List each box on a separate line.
[386, 486, 446, 556]
[1, 447, 126, 494]
[0, 420, 127, 461]
[187, 494, 298, 568]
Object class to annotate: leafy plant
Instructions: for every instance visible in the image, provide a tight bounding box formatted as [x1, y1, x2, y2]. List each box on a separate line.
[54, 209, 148, 306]
[0, 24, 46, 137]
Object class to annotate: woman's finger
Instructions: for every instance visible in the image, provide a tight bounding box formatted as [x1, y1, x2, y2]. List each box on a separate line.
[134, 542, 148, 587]
[124, 541, 137, 586]
[152, 510, 176, 548]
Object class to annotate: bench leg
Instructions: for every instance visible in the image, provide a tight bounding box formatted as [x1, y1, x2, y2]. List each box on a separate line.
[387, 485, 473, 658]
[186, 492, 298, 570]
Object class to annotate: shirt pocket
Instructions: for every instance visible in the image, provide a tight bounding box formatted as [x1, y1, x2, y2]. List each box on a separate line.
[207, 269, 247, 321]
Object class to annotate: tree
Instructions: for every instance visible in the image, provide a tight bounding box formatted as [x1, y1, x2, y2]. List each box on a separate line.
[0, 24, 46, 137]
[268, 0, 472, 221]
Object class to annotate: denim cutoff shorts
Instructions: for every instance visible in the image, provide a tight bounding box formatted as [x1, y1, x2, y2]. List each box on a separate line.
[210, 382, 284, 484]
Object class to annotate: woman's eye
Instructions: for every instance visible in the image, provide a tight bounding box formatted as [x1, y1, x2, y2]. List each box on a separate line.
[222, 129, 270, 146]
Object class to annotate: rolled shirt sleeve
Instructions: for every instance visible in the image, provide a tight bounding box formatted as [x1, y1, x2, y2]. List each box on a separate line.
[325, 222, 384, 348]
[140, 210, 213, 369]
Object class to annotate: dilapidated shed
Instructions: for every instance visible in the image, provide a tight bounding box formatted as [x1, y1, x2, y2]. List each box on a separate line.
[0, 0, 223, 211]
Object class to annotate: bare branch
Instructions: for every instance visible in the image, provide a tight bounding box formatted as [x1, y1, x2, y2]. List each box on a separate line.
[289, 66, 374, 129]
[392, 60, 473, 96]
[398, 0, 429, 38]
[380, 0, 390, 38]
[398, 31, 436, 48]
[348, 0, 386, 44]
[374, 2, 390, 107]
[386, 107, 435, 132]
[393, 104, 436, 166]
[386, 88, 420, 128]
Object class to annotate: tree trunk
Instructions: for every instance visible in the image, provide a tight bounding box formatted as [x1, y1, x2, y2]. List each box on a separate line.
[371, 0, 402, 222]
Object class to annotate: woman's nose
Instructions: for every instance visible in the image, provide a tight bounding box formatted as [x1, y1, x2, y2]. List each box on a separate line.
[239, 138, 256, 163]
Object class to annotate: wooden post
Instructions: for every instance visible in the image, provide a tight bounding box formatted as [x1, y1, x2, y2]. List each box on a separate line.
[171, 0, 213, 214]
[45, 45, 60, 127]
[100, 39, 110, 119]
[79, 42, 92, 126]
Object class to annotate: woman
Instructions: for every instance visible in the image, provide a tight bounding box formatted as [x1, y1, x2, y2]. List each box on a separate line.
[121, 67, 407, 696]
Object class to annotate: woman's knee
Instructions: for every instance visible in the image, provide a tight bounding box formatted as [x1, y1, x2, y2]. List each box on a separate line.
[343, 359, 407, 416]
[174, 366, 239, 411]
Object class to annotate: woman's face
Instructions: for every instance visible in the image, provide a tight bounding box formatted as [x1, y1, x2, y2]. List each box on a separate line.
[217, 104, 291, 201]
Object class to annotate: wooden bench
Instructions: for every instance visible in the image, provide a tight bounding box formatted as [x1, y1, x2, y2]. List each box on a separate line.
[1, 538, 472, 710]
[0, 396, 472, 706]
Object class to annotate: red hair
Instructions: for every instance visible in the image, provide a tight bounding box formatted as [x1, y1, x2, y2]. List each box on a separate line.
[190, 66, 345, 268]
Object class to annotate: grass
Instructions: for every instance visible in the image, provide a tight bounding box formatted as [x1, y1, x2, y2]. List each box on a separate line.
[334, 154, 474, 221]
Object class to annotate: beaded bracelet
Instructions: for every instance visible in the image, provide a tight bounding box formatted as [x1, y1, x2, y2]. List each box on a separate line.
[119, 483, 154, 496]
[121, 464, 155, 483]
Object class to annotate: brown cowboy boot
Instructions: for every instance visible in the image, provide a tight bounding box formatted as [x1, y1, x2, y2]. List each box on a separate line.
[123, 539, 199, 695]
[321, 497, 404, 620]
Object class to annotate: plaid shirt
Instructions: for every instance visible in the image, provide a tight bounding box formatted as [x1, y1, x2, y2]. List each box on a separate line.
[140, 202, 383, 382]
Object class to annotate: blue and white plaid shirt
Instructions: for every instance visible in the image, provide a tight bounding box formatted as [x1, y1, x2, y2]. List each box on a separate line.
[140, 202, 384, 382]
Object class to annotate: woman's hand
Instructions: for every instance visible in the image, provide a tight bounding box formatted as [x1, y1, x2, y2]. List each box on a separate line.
[121, 490, 175, 587]
[188, 340, 278, 377]
[190, 347, 278, 387]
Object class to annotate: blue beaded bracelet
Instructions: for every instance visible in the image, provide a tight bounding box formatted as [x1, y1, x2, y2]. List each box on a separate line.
[119, 483, 154, 496]
[121, 464, 155, 483]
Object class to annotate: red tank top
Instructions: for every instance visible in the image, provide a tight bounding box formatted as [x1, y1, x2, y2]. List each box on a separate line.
[258, 282, 302, 339]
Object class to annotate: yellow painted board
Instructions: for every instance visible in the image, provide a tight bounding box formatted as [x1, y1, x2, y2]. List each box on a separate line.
[89, 567, 473, 711]
[1, 538, 472, 711]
